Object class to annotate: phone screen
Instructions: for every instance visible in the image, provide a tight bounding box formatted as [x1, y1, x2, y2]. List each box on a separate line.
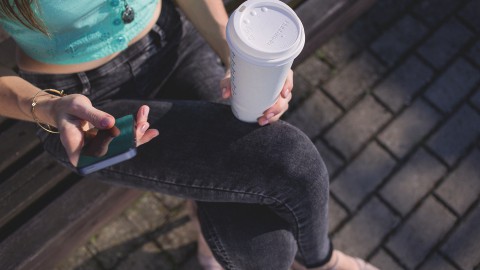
[77, 114, 137, 175]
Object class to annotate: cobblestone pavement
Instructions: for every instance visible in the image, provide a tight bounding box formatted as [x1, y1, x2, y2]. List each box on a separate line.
[54, 0, 480, 269]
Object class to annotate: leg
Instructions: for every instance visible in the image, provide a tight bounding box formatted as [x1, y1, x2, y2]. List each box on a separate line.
[197, 202, 297, 270]
[21, 4, 331, 265]
[40, 99, 332, 268]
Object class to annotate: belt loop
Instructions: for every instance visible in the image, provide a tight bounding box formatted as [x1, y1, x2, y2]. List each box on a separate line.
[151, 24, 167, 47]
[77, 72, 91, 95]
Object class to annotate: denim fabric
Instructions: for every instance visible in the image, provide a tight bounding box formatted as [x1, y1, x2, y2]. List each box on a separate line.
[18, 0, 332, 268]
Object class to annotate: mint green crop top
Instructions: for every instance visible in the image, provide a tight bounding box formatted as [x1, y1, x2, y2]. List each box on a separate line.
[0, 0, 158, 65]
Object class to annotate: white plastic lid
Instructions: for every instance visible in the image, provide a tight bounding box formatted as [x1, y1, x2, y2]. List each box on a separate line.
[227, 0, 305, 65]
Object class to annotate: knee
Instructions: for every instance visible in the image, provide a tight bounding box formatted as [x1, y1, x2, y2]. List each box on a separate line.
[258, 122, 329, 199]
[230, 230, 297, 270]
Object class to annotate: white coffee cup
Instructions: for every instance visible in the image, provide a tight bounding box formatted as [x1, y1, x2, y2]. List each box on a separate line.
[226, 0, 305, 122]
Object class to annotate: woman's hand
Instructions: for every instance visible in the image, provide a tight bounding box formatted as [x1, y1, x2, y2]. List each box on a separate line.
[220, 69, 294, 126]
[49, 94, 158, 165]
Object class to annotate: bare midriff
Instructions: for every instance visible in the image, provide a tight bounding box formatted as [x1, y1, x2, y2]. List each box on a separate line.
[16, 0, 162, 74]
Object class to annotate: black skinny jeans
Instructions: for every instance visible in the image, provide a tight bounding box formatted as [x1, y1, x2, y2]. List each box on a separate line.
[19, 1, 332, 269]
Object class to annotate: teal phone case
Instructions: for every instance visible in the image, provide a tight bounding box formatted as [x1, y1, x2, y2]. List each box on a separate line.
[77, 114, 136, 174]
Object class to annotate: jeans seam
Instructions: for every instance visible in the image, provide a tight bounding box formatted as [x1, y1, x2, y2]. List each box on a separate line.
[197, 206, 236, 270]
[101, 168, 308, 262]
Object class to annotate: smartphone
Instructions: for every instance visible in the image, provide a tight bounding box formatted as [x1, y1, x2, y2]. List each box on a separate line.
[77, 114, 137, 175]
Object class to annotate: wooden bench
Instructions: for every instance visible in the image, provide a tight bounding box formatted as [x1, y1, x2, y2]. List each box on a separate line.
[0, 0, 376, 269]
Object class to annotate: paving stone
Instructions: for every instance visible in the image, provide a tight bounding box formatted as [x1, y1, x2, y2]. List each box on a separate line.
[459, 0, 480, 32]
[320, 17, 378, 68]
[324, 52, 386, 108]
[285, 90, 342, 138]
[345, 16, 382, 49]
[125, 192, 169, 231]
[436, 149, 480, 215]
[374, 56, 434, 112]
[418, 253, 457, 270]
[287, 73, 316, 112]
[87, 215, 147, 269]
[325, 96, 391, 159]
[371, 15, 428, 66]
[320, 32, 361, 69]
[412, 0, 461, 27]
[364, 0, 414, 29]
[387, 196, 456, 269]
[424, 58, 480, 113]
[54, 246, 102, 270]
[472, 88, 480, 110]
[154, 193, 186, 211]
[295, 56, 332, 87]
[381, 149, 447, 215]
[314, 139, 344, 176]
[379, 98, 442, 158]
[442, 205, 480, 269]
[418, 19, 474, 69]
[328, 196, 348, 234]
[427, 105, 480, 166]
[369, 249, 404, 270]
[468, 41, 480, 66]
[156, 220, 197, 265]
[331, 143, 396, 211]
[332, 197, 399, 258]
[116, 242, 173, 270]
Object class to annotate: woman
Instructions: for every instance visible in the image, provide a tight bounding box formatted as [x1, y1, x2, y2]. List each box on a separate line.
[0, 0, 378, 269]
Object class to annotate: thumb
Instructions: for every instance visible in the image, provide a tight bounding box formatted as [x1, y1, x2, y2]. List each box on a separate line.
[68, 95, 115, 130]
[64, 95, 115, 129]
[87, 107, 115, 130]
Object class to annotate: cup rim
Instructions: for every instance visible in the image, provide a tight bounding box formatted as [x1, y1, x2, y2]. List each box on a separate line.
[226, 0, 305, 66]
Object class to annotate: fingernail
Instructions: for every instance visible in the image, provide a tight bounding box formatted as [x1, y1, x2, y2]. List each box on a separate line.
[141, 124, 148, 132]
[101, 118, 110, 128]
[266, 113, 275, 120]
[221, 88, 227, 98]
[283, 88, 290, 96]
[143, 106, 149, 117]
[259, 118, 269, 126]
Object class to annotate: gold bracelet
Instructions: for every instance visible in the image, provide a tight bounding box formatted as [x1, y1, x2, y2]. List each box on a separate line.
[31, 89, 66, 134]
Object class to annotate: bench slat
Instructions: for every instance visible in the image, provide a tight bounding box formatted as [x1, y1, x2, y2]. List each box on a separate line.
[0, 121, 41, 174]
[0, 152, 71, 228]
[294, 0, 377, 65]
[0, 177, 143, 270]
[223, 0, 296, 13]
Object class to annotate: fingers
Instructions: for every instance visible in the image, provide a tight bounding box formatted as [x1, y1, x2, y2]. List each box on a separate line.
[220, 69, 232, 99]
[222, 86, 231, 99]
[135, 105, 159, 146]
[256, 70, 295, 127]
[66, 95, 115, 129]
[258, 91, 292, 126]
[258, 69, 294, 126]
[281, 70, 294, 98]
[56, 96, 160, 164]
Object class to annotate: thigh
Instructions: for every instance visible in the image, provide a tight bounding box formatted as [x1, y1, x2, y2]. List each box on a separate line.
[41, 99, 323, 204]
